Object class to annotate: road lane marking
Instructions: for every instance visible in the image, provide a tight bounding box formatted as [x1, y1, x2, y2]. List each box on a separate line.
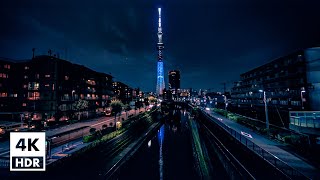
[241, 131, 253, 138]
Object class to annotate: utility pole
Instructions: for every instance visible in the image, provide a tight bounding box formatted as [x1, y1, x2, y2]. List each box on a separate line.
[32, 48, 35, 58]
[260, 90, 269, 133]
[48, 49, 52, 56]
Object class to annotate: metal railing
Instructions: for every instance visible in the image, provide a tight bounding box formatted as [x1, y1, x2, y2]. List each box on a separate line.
[0, 157, 9, 168]
[201, 123, 255, 180]
[201, 110, 310, 179]
[104, 108, 161, 179]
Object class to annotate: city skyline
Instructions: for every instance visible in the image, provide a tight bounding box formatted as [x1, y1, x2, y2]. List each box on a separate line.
[1, 0, 320, 92]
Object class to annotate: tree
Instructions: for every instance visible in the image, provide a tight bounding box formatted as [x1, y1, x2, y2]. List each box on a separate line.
[135, 101, 143, 112]
[148, 96, 157, 104]
[125, 104, 131, 118]
[72, 99, 89, 120]
[144, 98, 149, 107]
[110, 100, 124, 131]
[89, 128, 96, 135]
[102, 124, 108, 129]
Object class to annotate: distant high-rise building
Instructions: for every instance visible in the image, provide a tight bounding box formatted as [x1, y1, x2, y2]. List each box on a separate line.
[156, 7, 165, 96]
[168, 70, 180, 91]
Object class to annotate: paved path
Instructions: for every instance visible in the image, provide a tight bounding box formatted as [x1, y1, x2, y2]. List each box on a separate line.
[0, 108, 145, 158]
[205, 109, 320, 179]
[47, 109, 143, 137]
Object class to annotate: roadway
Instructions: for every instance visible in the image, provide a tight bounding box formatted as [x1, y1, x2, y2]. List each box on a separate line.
[0, 108, 145, 159]
[204, 109, 320, 179]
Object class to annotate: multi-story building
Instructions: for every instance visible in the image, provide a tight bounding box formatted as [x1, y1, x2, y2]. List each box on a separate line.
[168, 70, 181, 101]
[168, 70, 180, 91]
[0, 55, 114, 124]
[112, 81, 133, 104]
[0, 58, 26, 120]
[230, 47, 320, 136]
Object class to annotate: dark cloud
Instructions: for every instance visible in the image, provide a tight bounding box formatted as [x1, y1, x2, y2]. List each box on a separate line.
[1, 0, 320, 92]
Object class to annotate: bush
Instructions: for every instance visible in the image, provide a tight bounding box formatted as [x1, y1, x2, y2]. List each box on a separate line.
[283, 135, 301, 145]
[83, 135, 96, 143]
[89, 128, 96, 135]
[259, 128, 268, 135]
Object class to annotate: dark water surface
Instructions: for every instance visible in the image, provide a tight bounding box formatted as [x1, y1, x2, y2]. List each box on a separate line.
[118, 110, 198, 180]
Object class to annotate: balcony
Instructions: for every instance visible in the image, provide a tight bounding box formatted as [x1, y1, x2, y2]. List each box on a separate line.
[61, 97, 71, 101]
[86, 80, 96, 86]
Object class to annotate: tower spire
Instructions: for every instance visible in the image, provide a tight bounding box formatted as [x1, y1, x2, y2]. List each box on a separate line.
[156, 7, 165, 96]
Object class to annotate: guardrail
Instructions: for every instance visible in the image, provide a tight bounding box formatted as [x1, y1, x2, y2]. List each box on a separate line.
[0, 157, 9, 168]
[201, 123, 255, 180]
[201, 110, 309, 180]
[104, 108, 160, 179]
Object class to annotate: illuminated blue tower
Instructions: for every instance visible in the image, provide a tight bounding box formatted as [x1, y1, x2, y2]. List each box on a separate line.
[156, 7, 165, 95]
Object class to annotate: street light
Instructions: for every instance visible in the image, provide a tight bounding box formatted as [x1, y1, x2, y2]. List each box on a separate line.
[259, 90, 269, 131]
[72, 90, 75, 100]
[222, 95, 227, 116]
[301, 90, 306, 110]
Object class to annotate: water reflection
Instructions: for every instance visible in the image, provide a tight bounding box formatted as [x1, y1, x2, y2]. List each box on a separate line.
[167, 110, 182, 133]
[158, 125, 164, 180]
[118, 108, 198, 180]
[148, 140, 151, 148]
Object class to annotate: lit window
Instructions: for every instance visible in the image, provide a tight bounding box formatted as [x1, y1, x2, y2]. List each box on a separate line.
[0, 73, 7, 78]
[24, 75, 28, 79]
[22, 103, 27, 107]
[23, 84, 27, 88]
[36, 74, 39, 79]
[28, 92, 40, 100]
[45, 74, 50, 78]
[0, 92, 7, 97]
[45, 84, 50, 87]
[4, 64, 10, 69]
[65, 76, 69, 80]
[28, 82, 40, 90]
[13, 94, 17, 97]
[24, 66, 29, 70]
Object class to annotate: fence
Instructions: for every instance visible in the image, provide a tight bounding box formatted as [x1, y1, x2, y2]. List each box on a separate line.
[0, 157, 9, 168]
[50, 127, 90, 147]
[201, 110, 309, 180]
[201, 123, 255, 180]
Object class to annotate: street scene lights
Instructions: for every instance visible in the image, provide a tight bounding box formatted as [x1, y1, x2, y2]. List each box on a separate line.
[259, 90, 269, 131]
[72, 90, 75, 100]
[301, 90, 306, 110]
[222, 95, 227, 116]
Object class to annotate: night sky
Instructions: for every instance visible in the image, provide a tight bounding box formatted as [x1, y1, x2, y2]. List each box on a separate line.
[1, 0, 320, 92]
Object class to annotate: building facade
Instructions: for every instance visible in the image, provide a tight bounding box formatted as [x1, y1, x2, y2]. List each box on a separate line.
[112, 81, 134, 104]
[0, 58, 26, 120]
[168, 70, 180, 93]
[0, 55, 114, 124]
[230, 47, 320, 136]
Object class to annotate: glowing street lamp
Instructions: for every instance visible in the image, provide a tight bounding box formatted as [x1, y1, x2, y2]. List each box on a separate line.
[259, 90, 269, 131]
[72, 90, 75, 100]
[301, 90, 306, 110]
[222, 95, 227, 116]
